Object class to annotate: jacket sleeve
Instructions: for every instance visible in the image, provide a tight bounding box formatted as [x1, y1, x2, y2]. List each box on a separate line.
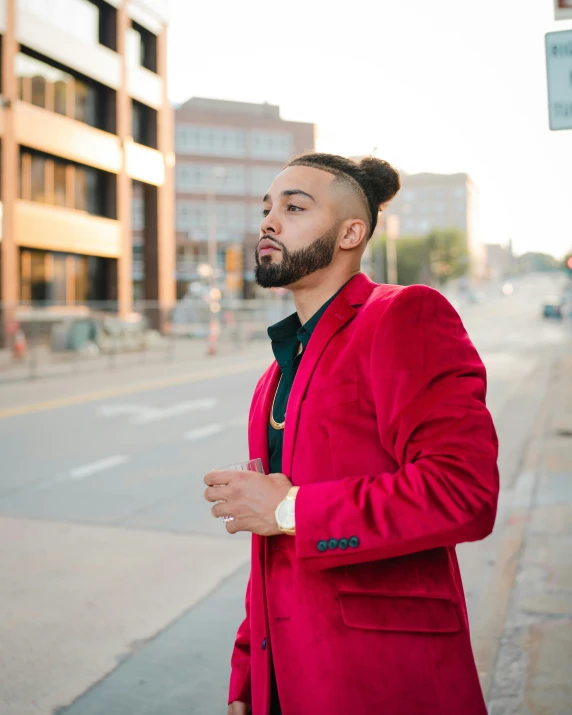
[228, 573, 252, 705]
[294, 285, 499, 570]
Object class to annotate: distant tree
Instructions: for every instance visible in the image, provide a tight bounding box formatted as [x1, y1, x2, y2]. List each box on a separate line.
[426, 229, 469, 286]
[516, 252, 560, 273]
[371, 228, 469, 286]
[370, 235, 430, 286]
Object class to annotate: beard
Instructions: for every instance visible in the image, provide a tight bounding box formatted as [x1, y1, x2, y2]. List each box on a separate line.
[254, 226, 338, 289]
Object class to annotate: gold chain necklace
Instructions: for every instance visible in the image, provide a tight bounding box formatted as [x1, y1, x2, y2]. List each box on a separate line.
[269, 343, 303, 431]
[269, 375, 285, 431]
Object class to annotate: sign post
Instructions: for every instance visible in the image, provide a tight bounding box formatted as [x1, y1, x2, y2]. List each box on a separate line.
[545, 29, 572, 131]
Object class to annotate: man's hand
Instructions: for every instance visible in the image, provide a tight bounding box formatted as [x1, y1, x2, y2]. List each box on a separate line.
[227, 702, 251, 715]
[204, 468, 292, 535]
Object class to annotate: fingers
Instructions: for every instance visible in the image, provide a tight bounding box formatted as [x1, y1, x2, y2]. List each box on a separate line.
[211, 501, 231, 519]
[204, 469, 236, 486]
[204, 485, 231, 503]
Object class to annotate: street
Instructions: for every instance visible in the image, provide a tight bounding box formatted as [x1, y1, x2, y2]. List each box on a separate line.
[0, 273, 571, 715]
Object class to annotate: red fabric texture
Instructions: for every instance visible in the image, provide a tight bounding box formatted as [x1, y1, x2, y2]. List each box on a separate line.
[228, 274, 498, 715]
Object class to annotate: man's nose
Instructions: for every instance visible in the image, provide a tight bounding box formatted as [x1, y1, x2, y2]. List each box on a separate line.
[261, 209, 280, 236]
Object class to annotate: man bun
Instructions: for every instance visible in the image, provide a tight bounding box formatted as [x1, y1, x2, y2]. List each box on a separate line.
[357, 156, 401, 207]
[287, 152, 400, 238]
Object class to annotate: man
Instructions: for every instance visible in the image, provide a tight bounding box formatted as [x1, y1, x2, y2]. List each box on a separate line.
[204, 153, 499, 715]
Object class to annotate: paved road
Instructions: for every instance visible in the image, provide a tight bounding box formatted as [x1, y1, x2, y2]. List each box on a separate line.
[0, 273, 570, 715]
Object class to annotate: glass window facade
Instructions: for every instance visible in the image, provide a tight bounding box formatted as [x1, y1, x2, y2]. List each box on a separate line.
[175, 125, 247, 158]
[20, 149, 115, 219]
[132, 100, 158, 148]
[175, 125, 295, 161]
[16, 52, 104, 130]
[249, 130, 293, 160]
[20, 248, 112, 304]
[248, 203, 264, 233]
[248, 166, 282, 196]
[176, 200, 246, 242]
[176, 163, 246, 195]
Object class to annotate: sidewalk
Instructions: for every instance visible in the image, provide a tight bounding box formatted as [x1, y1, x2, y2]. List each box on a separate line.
[481, 348, 572, 714]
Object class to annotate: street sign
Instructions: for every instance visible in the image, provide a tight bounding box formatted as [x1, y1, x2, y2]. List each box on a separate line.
[545, 29, 572, 131]
[554, 0, 572, 21]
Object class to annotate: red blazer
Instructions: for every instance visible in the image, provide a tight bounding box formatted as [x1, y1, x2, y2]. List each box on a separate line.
[229, 274, 498, 715]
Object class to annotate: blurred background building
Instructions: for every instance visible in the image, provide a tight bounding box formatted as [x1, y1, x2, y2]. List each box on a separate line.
[389, 171, 485, 279]
[174, 97, 315, 299]
[0, 0, 174, 340]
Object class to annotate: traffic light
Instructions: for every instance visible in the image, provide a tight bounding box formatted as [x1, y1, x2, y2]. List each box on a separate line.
[565, 255, 572, 275]
[225, 245, 244, 293]
[225, 246, 243, 273]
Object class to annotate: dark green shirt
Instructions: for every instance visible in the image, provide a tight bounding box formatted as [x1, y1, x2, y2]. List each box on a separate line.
[267, 293, 339, 474]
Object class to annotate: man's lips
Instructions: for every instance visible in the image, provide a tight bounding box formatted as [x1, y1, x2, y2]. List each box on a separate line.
[258, 239, 281, 255]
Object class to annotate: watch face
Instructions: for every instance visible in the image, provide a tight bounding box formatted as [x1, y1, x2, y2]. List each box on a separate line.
[276, 500, 295, 530]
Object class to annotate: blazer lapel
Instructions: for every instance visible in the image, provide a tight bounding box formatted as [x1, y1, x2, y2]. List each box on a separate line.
[249, 362, 280, 475]
[282, 273, 376, 479]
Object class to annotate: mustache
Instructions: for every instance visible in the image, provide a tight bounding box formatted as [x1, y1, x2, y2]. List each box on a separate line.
[257, 236, 286, 252]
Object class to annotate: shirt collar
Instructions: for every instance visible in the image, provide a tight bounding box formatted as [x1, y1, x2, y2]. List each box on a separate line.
[267, 285, 344, 367]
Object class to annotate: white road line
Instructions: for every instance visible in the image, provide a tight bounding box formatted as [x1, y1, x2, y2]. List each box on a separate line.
[36, 454, 131, 490]
[97, 399, 217, 425]
[228, 414, 249, 427]
[133, 399, 217, 424]
[68, 455, 131, 480]
[184, 424, 224, 441]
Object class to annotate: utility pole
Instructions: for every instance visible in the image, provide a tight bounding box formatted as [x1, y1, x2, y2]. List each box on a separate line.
[386, 214, 399, 285]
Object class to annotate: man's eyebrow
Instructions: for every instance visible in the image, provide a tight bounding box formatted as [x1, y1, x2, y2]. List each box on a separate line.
[262, 189, 316, 203]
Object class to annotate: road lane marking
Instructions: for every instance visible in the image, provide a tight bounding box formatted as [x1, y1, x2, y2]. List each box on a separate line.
[228, 414, 249, 427]
[37, 455, 131, 489]
[184, 424, 224, 440]
[0, 358, 270, 420]
[68, 455, 131, 480]
[97, 399, 217, 424]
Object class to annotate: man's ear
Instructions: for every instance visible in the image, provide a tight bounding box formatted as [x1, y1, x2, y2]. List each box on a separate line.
[339, 219, 368, 251]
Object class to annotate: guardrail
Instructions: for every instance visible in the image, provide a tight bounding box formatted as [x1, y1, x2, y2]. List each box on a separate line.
[0, 296, 294, 383]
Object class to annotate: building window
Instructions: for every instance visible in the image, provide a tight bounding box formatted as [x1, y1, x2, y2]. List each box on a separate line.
[176, 199, 246, 242]
[53, 78, 68, 115]
[249, 130, 293, 160]
[132, 183, 145, 231]
[132, 100, 158, 148]
[175, 125, 246, 158]
[126, 22, 157, 73]
[249, 203, 263, 233]
[54, 163, 67, 207]
[75, 78, 97, 125]
[16, 51, 107, 130]
[30, 73, 46, 108]
[176, 163, 246, 195]
[19, 249, 110, 304]
[31, 155, 46, 202]
[249, 167, 282, 197]
[20, 149, 115, 219]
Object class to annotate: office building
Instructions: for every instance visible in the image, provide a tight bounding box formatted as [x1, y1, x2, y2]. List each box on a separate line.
[174, 97, 315, 298]
[389, 172, 485, 278]
[0, 0, 175, 340]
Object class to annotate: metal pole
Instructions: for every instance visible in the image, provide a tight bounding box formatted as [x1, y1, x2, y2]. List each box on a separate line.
[386, 214, 399, 285]
[206, 190, 219, 355]
[207, 191, 217, 281]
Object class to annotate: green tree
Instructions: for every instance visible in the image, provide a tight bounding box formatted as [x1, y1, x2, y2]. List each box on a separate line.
[370, 228, 468, 286]
[426, 228, 469, 286]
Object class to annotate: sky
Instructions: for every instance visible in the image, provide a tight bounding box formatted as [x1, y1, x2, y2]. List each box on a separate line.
[166, 0, 572, 258]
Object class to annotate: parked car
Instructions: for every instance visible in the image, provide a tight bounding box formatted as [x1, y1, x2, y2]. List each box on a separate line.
[542, 296, 564, 319]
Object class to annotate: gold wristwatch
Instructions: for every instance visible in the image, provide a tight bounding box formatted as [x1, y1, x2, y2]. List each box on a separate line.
[275, 486, 299, 535]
